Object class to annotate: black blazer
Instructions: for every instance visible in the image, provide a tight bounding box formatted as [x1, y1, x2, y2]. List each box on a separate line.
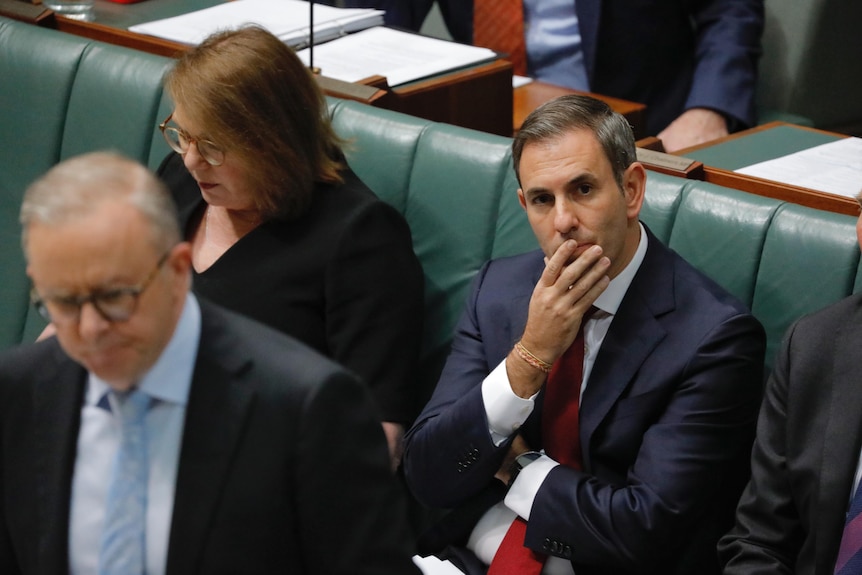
[0, 299, 420, 574]
[159, 152, 425, 425]
[720, 294, 862, 574]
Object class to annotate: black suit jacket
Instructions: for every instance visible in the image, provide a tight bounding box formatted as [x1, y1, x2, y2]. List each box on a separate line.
[720, 294, 862, 574]
[0, 299, 420, 574]
[404, 228, 765, 574]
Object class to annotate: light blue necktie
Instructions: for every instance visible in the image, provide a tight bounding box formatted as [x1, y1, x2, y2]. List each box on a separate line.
[99, 388, 150, 575]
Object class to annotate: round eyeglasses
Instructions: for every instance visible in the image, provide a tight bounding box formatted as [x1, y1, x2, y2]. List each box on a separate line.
[31, 252, 170, 325]
[159, 113, 225, 166]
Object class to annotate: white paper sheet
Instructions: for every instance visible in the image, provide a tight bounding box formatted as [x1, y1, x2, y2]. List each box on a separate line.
[735, 137, 862, 198]
[129, 0, 383, 48]
[296, 26, 498, 87]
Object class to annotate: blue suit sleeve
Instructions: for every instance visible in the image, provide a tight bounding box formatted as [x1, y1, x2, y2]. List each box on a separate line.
[685, 0, 764, 128]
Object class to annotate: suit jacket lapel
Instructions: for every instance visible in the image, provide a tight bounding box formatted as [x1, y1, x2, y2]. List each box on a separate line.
[816, 313, 862, 573]
[579, 234, 673, 471]
[166, 304, 255, 575]
[32, 342, 86, 573]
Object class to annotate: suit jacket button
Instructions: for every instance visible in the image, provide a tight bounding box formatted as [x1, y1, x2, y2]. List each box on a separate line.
[563, 545, 572, 559]
[542, 538, 551, 551]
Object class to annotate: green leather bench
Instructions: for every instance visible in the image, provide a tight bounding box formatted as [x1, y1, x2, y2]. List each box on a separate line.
[1, 16, 859, 410]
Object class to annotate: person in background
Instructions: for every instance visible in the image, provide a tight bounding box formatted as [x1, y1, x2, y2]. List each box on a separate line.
[338, 0, 764, 152]
[718, 191, 862, 573]
[0, 151, 420, 574]
[156, 25, 424, 469]
[403, 95, 766, 574]
[513, 0, 764, 151]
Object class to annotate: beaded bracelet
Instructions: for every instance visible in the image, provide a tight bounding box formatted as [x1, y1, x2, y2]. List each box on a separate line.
[514, 341, 553, 373]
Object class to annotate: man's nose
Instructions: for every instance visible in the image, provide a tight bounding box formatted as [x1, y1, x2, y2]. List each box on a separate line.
[554, 199, 578, 234]
[77, 301, 110, 340]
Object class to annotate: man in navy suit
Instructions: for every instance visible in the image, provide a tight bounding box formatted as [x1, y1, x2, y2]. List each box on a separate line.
[0, 151, 419, 574]
[340, 0, 762, 152]
[402, 95, 765, 575]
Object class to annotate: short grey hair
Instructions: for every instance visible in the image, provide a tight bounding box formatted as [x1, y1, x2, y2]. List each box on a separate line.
[20, 151, 181, 257]
[512, 95, 636, 191]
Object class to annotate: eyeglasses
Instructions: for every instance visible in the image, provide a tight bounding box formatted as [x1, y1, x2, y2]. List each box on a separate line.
[31, 252, 170, 325]
[159, 113, 225, 166]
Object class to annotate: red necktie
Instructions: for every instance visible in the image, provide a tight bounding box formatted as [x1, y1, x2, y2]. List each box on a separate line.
[487, 310, 594, 574]
[473, 0, 528, 76]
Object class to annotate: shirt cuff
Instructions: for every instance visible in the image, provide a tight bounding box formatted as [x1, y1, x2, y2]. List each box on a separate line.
[504, 455, 558, 520]
[481, 358, 536, 446]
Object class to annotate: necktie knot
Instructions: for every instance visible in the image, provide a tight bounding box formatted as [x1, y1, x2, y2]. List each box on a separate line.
[115, 388, 150, 424]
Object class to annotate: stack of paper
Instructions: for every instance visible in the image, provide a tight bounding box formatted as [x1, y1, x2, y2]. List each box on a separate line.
[735, 137, 862, 198]
[296, 27, 498, 87]
[129, 0, 384, 48]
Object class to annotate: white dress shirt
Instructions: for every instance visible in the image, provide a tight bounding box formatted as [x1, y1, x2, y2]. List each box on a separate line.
[468, 225, 648, 574]
[69, 294, 201, 575]
[523, 0, 589, 91]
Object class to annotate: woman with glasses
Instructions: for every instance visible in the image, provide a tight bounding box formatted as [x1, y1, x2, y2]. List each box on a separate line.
[156, 26, 424, 469]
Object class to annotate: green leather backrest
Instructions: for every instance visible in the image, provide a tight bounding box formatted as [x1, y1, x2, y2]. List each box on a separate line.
[0, 20, 87, 347]
[60, 43, 171, 162]
[0, 18, 174, 345]
[639, 171, 686, 244]
[328, 98, 426, 216]
[668, 181, 783, 308]
[752, 204, 860, 366]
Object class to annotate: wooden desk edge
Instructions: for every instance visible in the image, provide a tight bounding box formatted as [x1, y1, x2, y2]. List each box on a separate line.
[53, 14, 189, 57]
[391, 59, 511, 98]
[672, 121, 858, 216]
[702, 166, 859, 216]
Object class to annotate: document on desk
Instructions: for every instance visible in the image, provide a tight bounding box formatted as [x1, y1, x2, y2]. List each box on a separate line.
[295, 27, 498, 87]
[129, 0, 383, 48]
[735, 136, 862, 198]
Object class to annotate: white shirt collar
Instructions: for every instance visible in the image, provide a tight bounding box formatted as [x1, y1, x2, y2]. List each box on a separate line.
[593, 223, 648, 316]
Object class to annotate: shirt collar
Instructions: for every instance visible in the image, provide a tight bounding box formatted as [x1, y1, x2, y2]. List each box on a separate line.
[593, 223, 647, 316]
[86, 293, 202, 408]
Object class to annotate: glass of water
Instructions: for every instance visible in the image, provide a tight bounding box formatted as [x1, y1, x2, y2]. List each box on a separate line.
[42, 0, 95, 21]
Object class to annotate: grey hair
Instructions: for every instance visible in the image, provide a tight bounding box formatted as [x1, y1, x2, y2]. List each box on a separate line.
[20, 151, 181, 257]
[512, 95, 636, 191]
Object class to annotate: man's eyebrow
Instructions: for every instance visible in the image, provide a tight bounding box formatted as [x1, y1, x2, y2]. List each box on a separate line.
[523, 185, 551, 198]
[564, 173, 598, 187]
[524, 172, 598, 197]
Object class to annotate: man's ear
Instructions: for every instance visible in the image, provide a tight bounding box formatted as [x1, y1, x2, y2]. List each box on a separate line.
[623, 162, 646, 220]
[167, 241, 193, 292]
[518, 188, 527, 211]
[168, 241, 193, 273]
